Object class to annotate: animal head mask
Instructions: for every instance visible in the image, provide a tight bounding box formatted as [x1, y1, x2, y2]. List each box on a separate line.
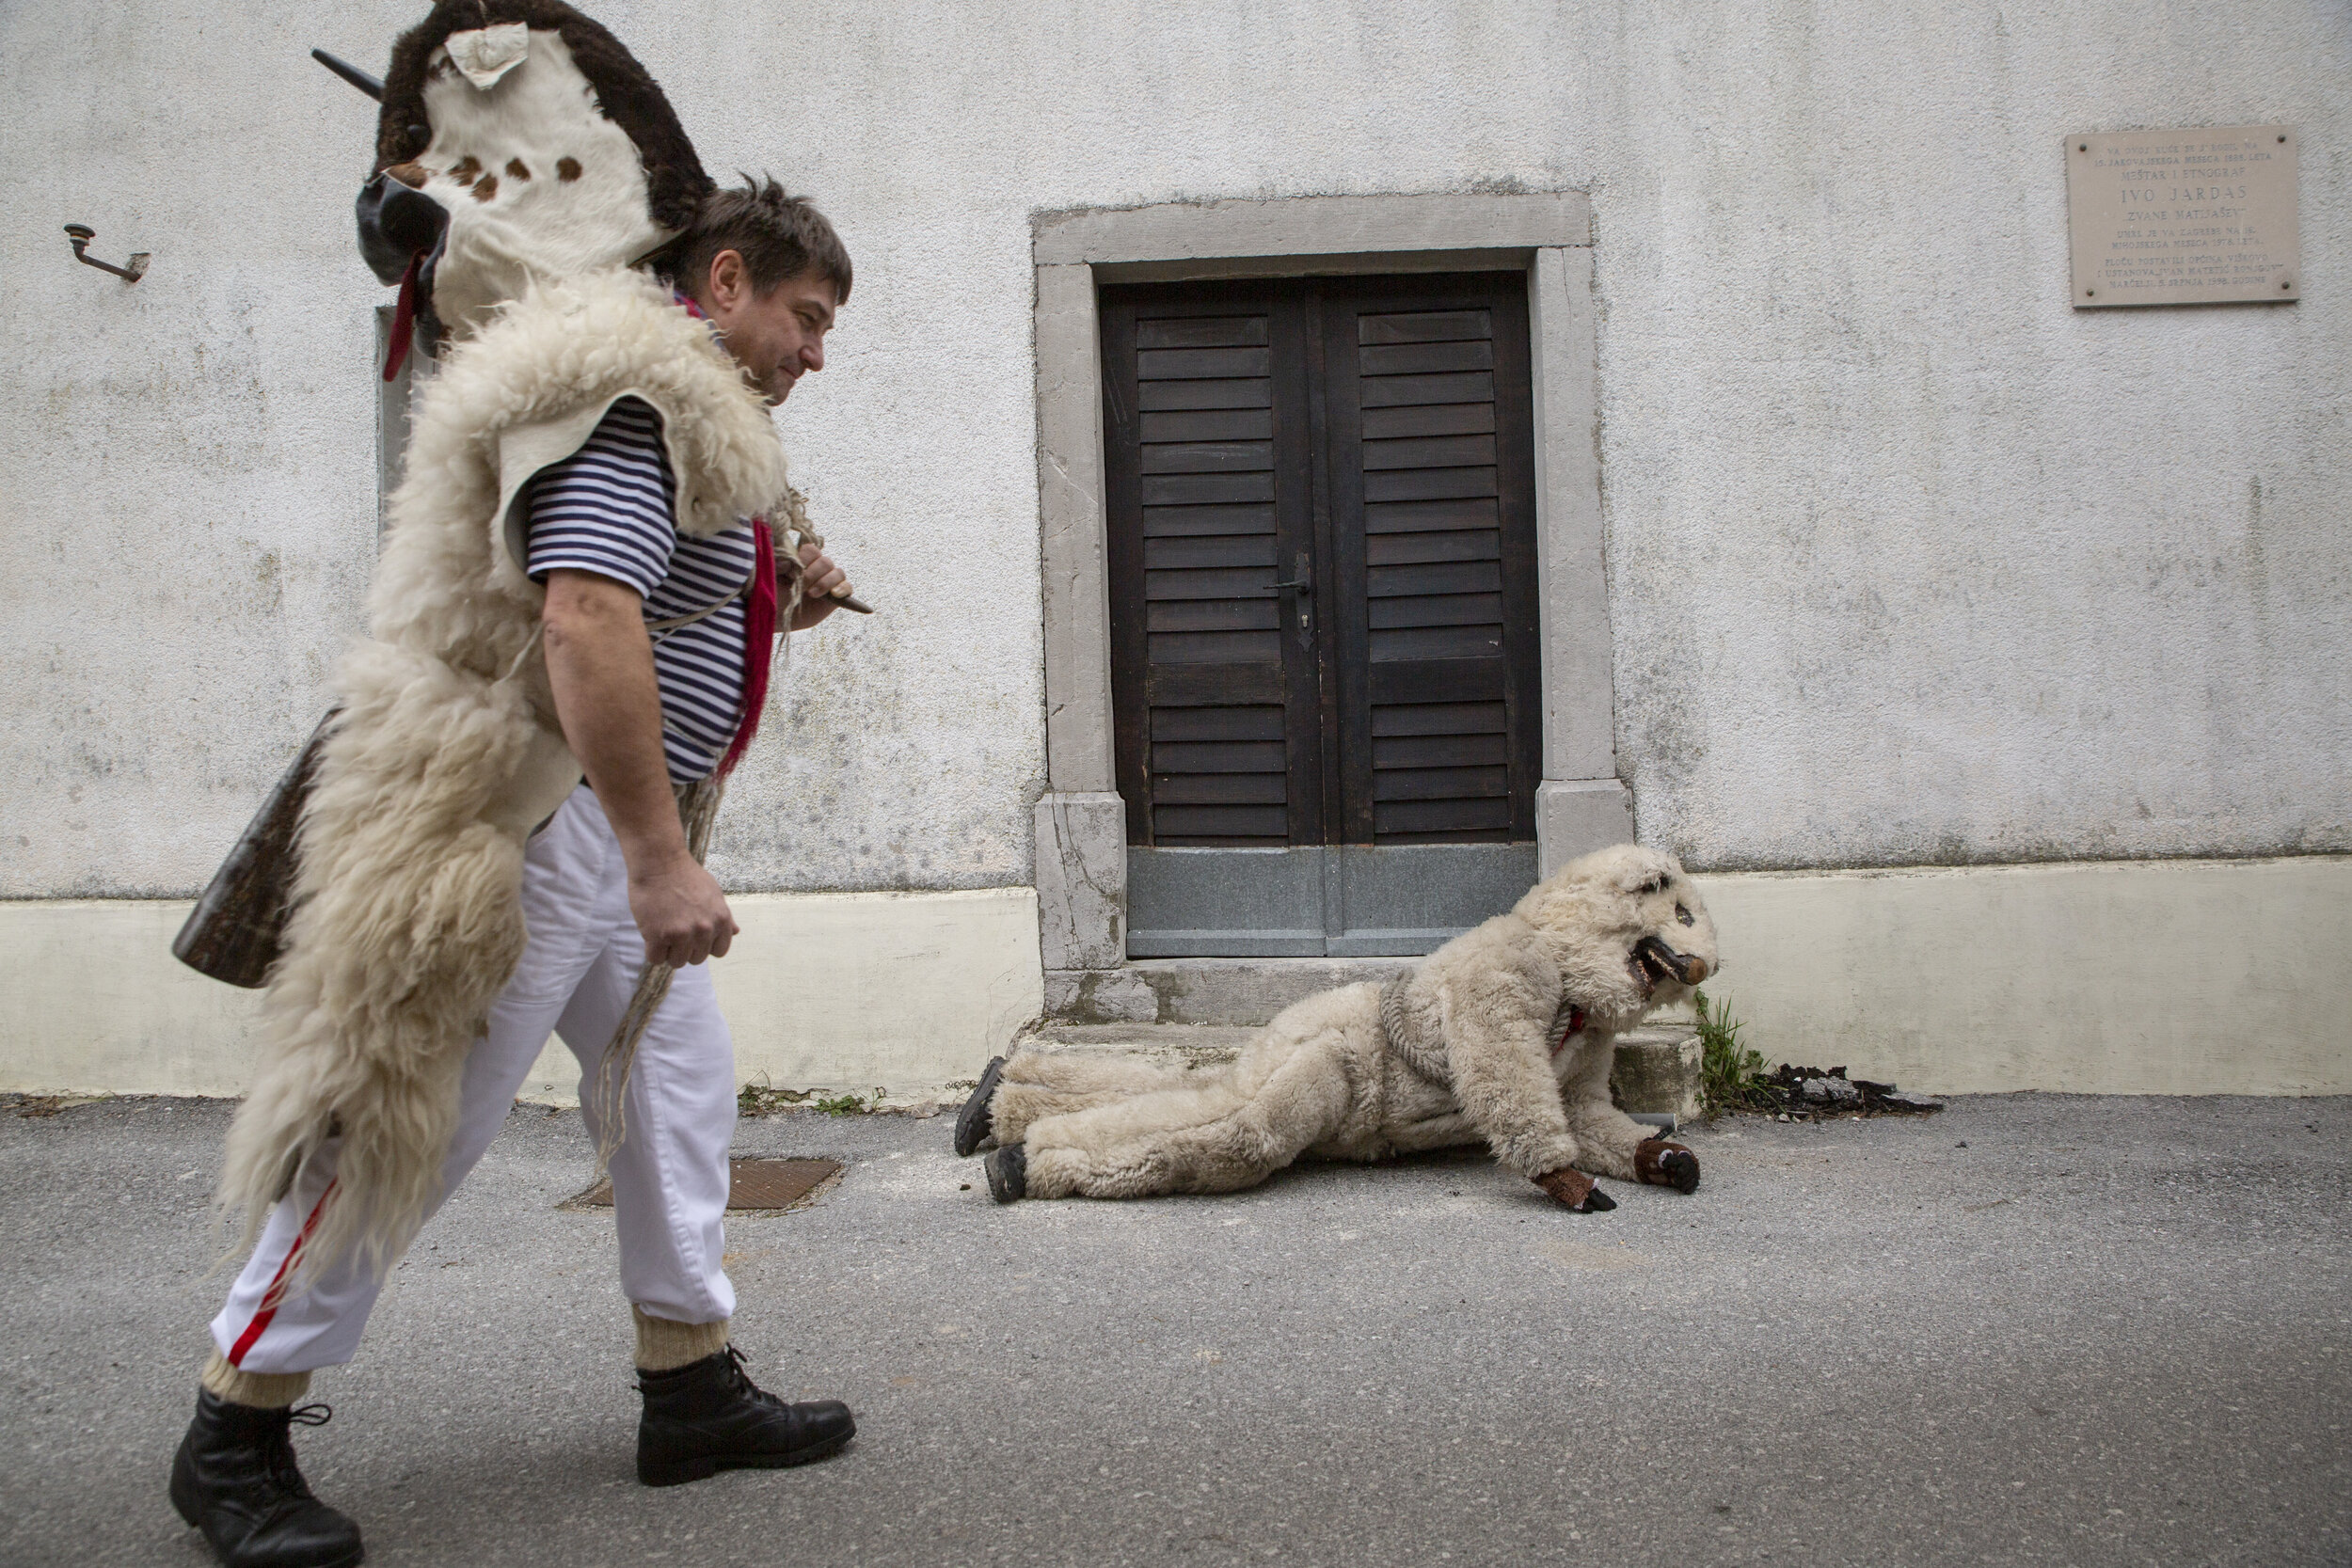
[1515, 844, 1722, 1022]
[355, 1, 714, 343]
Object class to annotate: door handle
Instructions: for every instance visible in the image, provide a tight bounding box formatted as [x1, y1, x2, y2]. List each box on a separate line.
[1273, 554, 1313, 650]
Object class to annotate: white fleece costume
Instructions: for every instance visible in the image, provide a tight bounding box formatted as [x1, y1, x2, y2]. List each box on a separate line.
[978, 845, 1721, 1206]
[214, 788, 741, 1375]
[201, 2, 807, 1300]
[215, 264, 790, 1293]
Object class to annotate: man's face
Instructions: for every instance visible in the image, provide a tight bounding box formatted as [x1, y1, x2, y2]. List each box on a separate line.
[696, 250, 838, 405]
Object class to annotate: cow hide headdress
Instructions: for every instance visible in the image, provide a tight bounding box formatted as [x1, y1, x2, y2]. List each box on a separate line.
[358, 0, 714, 341]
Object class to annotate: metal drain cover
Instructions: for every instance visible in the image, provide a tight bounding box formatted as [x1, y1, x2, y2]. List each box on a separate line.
[564, 1157, 842, 1212]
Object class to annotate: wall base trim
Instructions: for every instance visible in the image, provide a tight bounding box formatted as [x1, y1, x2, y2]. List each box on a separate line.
[0, 889, 1043, 1105]
[4, 857, 2343, 1101]
[1051, 855, 2351, 1096]
[1693, 855, 2351, 1096]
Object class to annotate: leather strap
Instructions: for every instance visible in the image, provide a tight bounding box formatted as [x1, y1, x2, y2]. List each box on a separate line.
[644, 563, 756, 641]
[1549, 1005, 1587, 1057]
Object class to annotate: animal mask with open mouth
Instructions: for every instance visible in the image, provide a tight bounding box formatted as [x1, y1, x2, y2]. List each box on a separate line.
[1515, 843, 1723, 1025]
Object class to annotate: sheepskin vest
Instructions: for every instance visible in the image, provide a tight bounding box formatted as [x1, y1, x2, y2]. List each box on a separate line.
[218, 267, 791, 1278]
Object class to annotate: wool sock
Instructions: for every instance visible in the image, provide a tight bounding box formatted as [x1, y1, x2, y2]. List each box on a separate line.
[633, 1306, 731, 1371]
[200, 1348, 311, 1409]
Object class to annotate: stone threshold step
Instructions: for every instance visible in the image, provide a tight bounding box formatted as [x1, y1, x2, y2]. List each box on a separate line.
[1024, 1023, 1260, 1069]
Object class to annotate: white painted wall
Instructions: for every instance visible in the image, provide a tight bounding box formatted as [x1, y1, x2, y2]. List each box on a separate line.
[0, 6, 2344, 886]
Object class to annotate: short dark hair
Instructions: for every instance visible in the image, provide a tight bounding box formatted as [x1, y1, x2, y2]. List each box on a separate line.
[654, 176, 851, 305]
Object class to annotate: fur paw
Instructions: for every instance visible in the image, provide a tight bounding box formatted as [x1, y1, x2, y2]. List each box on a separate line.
[984, 1142, 1026, 1203]
[1635, 1139, 1700, 1194]
[953, 1055, 1007, 1157]
[1533, 1166, 1616, 1212]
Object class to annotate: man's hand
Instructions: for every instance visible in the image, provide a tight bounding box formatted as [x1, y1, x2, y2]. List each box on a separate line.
[787, 541, 851, 630]
[628, 853, 739, 967]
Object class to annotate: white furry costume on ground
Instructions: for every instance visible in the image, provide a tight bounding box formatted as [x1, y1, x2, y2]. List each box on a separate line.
[215, 4, 790, 1289]
[967, 845, 1721, 1210]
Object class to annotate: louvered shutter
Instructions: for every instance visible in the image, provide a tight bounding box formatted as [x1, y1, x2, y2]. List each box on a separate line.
[1322, 277, 1543, 844]
[1104, 274, 1540, 867]
[1103, 287, 1324, 847]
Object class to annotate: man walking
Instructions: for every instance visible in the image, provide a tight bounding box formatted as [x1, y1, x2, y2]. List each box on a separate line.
[171, 179, 861, 1568]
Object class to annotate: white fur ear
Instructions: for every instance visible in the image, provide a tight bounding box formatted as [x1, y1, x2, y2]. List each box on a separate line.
[446, 24, 529, 89]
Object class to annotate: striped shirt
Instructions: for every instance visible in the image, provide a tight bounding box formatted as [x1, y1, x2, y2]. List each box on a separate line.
[525, 397, 754, 784]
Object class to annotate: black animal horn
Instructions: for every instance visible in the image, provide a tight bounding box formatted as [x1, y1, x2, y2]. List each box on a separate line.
[311, 48, 385, 102]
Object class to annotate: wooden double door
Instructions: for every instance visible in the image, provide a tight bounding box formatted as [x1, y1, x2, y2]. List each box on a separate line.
[1102, 273, 1544, 957]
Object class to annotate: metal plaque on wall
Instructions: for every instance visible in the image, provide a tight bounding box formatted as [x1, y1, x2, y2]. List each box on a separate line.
[2067, 126, 2297, 307]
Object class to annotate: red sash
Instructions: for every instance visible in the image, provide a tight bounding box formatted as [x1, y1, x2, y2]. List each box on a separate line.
[718, 516, 777, 776]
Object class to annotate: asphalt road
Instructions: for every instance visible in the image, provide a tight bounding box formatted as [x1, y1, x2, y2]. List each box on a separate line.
[2, 1092, 2344, 1567]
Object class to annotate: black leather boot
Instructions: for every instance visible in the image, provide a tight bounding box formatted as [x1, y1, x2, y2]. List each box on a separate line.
[953, 1055, 1007, 1157]
[169, 1390, 364, 1568]
[984, 1141, 1026, 1203]
[636, 1346, 854, 1486]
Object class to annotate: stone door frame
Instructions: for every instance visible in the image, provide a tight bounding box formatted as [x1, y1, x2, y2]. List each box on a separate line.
[1030, 192, 1628, 1015]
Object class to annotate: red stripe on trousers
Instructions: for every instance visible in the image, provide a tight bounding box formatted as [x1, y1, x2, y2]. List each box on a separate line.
[228, 1179, 339, 1367]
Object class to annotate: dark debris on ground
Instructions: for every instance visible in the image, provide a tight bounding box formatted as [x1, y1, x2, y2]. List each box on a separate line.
[1731, 1064, 1945, 1123]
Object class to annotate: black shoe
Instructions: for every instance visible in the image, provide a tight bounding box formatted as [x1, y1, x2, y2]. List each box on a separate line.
[169, 1390, 364, 1568]
[953, 1055, 1008, 1157]
[637, 1346, 854, 1487]
[984, 1141, 1026, 1203]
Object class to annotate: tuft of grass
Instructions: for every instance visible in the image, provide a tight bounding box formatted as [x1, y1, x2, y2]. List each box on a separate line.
[737, 1083, 812, 1117]
[739, 1082, 892, 1117]
[1695, 989, 1772, 1115]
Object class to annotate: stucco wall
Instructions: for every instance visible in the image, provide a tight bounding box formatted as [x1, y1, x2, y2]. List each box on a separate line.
[1, 0, 2344, 897]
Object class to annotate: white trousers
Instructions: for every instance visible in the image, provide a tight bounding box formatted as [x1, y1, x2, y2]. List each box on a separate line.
[210, 786, 739, 1375]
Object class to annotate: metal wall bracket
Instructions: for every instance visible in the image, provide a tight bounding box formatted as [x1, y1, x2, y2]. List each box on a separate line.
[63, 225, 148, 282]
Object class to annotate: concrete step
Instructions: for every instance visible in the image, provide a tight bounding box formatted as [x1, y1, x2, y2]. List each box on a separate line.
[1612, 1025, 1704, 1120]
[1019, 1021, 1705, 1120]
[1024, 1022, 1257, 1069]
[1132, 958, 1411, 1025]
[1048, 958, 1415, 1026]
